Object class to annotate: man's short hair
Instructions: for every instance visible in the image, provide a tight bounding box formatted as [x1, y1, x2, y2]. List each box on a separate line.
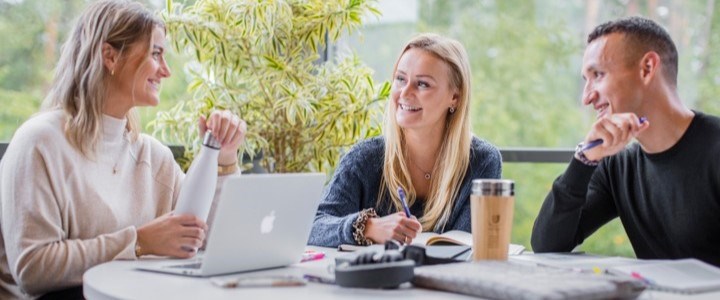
[588, 16, 678, 87]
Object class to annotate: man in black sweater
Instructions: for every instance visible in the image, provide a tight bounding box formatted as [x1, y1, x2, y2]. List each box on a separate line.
[531, 16, 720, 266]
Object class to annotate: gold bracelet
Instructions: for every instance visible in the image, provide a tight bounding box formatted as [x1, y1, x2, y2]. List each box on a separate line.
[135, 242, 143, 258]
[218, 162, 239, 176]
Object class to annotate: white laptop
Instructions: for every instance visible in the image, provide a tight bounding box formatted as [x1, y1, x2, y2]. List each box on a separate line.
[137, 173, 325, 277]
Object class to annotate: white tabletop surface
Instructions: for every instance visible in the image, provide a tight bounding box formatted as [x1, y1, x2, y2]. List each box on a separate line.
[83, 246, 474, 300]
[83, 246, 720, 300]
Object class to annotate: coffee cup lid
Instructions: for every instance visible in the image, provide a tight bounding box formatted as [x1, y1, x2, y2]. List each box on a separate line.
[472, 179, 514, 196]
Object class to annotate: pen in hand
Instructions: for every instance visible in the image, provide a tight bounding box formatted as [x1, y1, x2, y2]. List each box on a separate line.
[581, 117, 648, 152]
[397, 187, 412, 218]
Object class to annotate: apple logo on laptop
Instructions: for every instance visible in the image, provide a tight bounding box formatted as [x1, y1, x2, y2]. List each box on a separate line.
[260, 210, 276, 234]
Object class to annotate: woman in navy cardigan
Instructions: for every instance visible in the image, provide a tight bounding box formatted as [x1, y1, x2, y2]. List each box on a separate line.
[309, 33, 502, 247]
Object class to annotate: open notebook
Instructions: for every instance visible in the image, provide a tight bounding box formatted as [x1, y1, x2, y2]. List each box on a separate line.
[338, 230, 525, 255]
[512, 254, 720, 295]
[609, 258, 720, 294]
[412, 230, 525, 256]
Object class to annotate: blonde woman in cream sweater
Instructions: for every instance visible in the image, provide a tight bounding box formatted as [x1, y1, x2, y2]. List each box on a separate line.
[0, 1, 246, 298]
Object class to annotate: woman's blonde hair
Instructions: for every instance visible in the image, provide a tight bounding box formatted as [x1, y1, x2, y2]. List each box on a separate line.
[380, 33, 473, 231]
[41, 0, 163, 156]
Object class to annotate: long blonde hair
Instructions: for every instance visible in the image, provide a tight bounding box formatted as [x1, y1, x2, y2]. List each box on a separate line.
[380, 33, 473, 232]
[41, 0, 163, 157]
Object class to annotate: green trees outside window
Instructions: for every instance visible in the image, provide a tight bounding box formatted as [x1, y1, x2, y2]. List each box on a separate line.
[1, 0, 719, 256]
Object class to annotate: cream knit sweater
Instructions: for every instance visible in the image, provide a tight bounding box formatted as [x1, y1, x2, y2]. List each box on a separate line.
[0, 110, 235, 298]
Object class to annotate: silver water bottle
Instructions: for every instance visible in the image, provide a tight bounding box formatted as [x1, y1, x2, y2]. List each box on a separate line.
[174, 132, 221, 222]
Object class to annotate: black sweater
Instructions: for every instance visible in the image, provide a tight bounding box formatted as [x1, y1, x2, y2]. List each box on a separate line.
[532, 111, 720, 266]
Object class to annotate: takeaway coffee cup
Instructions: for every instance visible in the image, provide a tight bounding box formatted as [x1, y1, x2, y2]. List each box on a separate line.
[471, 179, 515, 261]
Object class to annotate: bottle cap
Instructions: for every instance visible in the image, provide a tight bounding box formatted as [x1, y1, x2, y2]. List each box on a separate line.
[472, 179, 514, 196]
[203, 132, 221, 149]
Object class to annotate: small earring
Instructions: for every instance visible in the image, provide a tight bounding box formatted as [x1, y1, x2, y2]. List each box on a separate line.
[449, 107, 456, 114]
[111, 69, 115, 76]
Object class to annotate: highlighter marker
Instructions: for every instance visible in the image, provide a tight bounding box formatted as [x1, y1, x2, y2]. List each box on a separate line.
[397, 187, 412, 218]
[581, 116, 647, 152]
[630, 271, 656, 285]
[300, 250, 325, 262]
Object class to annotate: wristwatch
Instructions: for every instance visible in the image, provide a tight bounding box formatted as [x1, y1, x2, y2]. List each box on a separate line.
[575, 142, 600, 166]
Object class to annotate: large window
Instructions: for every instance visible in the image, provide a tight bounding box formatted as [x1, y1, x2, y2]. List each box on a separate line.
[341, 0, 720, 149]
[336, 0, 720, 256]
[1, 0, 718, 256]
[0, 0, 187, 140]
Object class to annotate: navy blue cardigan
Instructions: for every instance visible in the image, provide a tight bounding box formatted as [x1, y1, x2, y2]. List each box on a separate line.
[308, 136, 502, 247]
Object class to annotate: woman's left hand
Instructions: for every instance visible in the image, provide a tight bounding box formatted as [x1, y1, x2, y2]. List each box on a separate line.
[198, 110, 247, 165]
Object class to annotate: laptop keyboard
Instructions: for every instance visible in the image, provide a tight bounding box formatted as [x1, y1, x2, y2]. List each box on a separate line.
[169, 262, 202, 269]
[413, 261, 646, 300]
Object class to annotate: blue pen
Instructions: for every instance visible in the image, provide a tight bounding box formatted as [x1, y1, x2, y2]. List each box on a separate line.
[581, 117, 647, 152]
[397, 187, 412, 217]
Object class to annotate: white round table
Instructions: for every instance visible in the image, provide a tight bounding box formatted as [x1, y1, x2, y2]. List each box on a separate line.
[83, 246, 474, 300]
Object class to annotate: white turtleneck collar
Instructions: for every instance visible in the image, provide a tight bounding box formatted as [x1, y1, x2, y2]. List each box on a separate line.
[101, 114, 129, 142]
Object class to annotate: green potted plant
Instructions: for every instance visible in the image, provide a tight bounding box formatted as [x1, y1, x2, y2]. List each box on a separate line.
[153, 0, 389, 173]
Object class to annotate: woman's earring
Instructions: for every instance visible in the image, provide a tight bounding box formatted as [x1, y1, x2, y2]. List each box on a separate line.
[449, 107, 456, 114]
[111, 69, 115, 76]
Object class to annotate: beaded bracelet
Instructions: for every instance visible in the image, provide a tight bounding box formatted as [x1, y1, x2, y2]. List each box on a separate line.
[575, 142, 600, 166]
[352, 208, 378, 246]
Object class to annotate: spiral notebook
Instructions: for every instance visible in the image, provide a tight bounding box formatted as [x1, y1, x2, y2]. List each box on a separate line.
[608, 258, 720, 294]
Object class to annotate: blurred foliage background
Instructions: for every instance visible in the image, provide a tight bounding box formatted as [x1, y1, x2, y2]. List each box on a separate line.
[1, 0, 718, 257]
[154, 0, 388, 174]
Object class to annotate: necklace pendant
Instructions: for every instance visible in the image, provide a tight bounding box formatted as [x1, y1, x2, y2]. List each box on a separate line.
[424, 173, 431, 180]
